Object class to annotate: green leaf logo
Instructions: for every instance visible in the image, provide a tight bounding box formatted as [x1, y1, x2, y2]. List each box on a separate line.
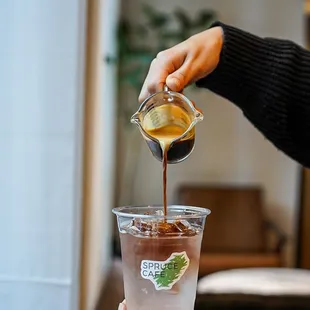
[140, 252, 190, 290]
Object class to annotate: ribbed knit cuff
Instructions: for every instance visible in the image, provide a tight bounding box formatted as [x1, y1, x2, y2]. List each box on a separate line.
[196, 21, 271, 112]
[196, 21, 310, 167]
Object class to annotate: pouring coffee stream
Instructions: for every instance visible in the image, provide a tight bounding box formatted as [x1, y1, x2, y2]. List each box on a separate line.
[131, 85, 204, 215]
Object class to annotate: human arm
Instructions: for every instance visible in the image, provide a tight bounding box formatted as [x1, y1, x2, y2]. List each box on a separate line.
[139, 21, 310, 167]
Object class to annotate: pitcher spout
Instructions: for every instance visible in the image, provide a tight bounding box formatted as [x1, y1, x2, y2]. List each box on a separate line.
[130, 112, 141, 125]
[194, 110, 204, 123]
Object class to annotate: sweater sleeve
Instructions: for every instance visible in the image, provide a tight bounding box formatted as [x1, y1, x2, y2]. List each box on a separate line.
[196, 21, 310, 168]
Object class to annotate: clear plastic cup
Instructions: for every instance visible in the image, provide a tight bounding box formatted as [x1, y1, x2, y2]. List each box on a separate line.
[112, 205, 210, 310]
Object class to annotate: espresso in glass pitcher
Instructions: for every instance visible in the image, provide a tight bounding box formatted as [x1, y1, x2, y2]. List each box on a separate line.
[131, 86, 204, 216]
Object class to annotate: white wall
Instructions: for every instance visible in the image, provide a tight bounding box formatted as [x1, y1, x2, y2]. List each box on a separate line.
[121, 0, 304, 266]
[0, 0, 86, 310]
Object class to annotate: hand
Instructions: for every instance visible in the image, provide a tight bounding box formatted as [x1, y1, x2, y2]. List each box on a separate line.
[139, 26, 223, 103]
[118, 300, 126, 310]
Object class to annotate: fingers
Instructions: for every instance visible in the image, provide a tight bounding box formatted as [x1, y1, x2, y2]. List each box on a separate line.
[138, 47, 187, 103]
[118, 300, 126, 310]
[138, 26, 224, 103]
[166, 57, 193, 91]
[138, 58, 166, 103]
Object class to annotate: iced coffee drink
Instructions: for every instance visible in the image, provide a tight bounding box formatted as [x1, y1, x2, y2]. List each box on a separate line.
[113, 205, 210, 310]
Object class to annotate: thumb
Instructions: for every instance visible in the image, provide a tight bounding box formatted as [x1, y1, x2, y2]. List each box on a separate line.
[166, 61, 192, 92]
[118, 300, 126, 310]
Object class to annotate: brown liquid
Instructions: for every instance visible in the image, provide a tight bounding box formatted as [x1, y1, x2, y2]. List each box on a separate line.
[163, 147, 168, 216]
[121, 107, 203, 309]
[146, 126, 195, 163]
[146, 125, 193, 216]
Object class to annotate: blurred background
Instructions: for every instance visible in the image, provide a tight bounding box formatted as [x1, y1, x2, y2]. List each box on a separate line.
[1, 0, 310, 310]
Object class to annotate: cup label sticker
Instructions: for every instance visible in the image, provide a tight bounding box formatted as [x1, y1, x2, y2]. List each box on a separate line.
[140, 251, 190, 290]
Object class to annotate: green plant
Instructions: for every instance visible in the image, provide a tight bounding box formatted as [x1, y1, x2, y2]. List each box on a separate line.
[106, 5, 217, 122]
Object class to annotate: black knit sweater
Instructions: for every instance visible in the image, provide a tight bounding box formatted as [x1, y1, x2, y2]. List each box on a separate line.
[196, 22, 310, 168]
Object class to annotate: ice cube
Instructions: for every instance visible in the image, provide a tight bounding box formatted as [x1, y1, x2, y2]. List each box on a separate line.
[127, 217, 198, 237]
[155, 209, 164, 216]
[174, 220, 197, 236]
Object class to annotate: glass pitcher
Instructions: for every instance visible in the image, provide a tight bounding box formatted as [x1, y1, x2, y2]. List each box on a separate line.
[131, 86, 203, 164]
